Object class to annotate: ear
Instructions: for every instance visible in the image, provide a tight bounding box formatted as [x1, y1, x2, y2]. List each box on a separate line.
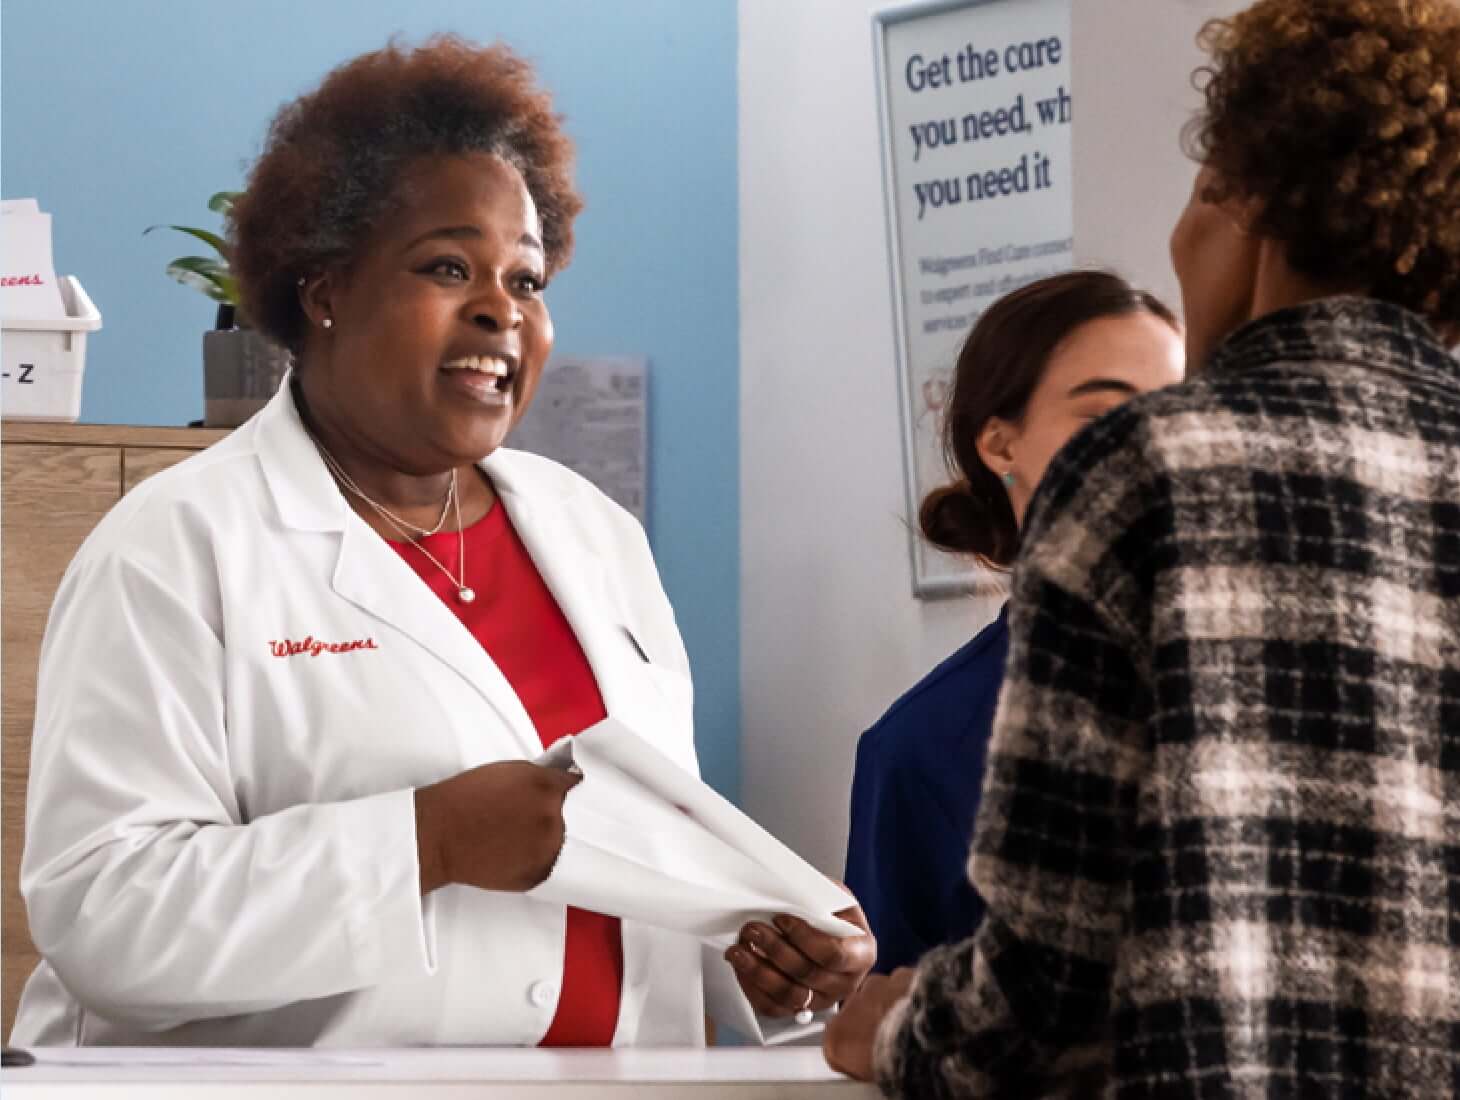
[296, 271, 340, 331]
[975, 416, 1018, 477]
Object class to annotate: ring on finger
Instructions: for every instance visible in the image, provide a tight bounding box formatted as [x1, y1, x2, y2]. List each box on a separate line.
[794, 987, 814, 1026]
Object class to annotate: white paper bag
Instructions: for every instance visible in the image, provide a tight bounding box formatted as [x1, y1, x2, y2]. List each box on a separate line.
[527, 717, 860, 1043]
[1, 200, 67, 320]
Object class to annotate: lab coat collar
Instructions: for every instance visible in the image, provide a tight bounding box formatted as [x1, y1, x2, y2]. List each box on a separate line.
[480, 456, 627, 719]
[250, 377, 617, 758]
[252, 377, 576, 533]
[251, 380, 541, 756]
[252, 373, 351, 533]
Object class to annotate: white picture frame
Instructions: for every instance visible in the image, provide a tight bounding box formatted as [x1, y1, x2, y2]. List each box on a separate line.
[872, 0, 1074, 597]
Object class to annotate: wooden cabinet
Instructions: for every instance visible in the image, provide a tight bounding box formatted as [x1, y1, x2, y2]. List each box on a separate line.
[1, 422, 227, 1042]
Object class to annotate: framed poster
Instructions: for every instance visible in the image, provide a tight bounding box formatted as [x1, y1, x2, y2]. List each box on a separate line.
[873, 0, 1073, 597]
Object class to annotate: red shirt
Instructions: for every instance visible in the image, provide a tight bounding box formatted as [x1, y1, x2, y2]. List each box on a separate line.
[391, 499, 623, 1047]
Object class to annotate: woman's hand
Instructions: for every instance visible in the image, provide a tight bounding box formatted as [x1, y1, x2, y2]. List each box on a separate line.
[823, 966, 917, 1081]
[726, 901, 877, 1017]
[414, 761, 581, 894]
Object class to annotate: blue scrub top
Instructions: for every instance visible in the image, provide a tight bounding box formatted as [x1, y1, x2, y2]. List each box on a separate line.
[844, 604, 1009, 974]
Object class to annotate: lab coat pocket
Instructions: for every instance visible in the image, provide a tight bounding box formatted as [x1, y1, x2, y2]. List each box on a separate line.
[620, 624, 693, 708]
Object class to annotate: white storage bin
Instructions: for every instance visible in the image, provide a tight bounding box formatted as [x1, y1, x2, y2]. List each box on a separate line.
[2, 276, 102, 422]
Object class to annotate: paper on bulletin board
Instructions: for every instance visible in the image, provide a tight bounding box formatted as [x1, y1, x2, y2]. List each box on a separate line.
[507, 356, 648, 528]
[874, 0, 1073, 597]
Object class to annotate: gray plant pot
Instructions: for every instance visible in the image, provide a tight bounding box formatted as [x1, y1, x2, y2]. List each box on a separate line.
[203, 327, 291, 428]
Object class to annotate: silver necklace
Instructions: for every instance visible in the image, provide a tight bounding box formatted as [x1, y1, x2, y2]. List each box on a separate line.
[308, 433, 476, 604]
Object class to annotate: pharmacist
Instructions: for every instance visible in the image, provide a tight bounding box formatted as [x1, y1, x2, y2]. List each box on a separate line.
[13, 37, 874, 1049]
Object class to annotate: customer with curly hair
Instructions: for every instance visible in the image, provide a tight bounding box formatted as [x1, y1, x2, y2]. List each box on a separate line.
[826, 0, 1460, 1093]
[13, 36, 873, 1049]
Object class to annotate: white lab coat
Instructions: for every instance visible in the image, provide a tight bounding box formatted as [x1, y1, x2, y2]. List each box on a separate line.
[12, 384, 710, 1048]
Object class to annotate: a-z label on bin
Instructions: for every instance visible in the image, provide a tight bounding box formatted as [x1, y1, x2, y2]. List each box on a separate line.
[2, 275, 102, 422]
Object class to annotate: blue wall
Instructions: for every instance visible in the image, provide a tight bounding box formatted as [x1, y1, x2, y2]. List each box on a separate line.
[1, 1, 741, 799]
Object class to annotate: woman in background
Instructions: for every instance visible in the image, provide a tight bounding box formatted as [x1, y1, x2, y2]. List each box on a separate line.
[844, 270, 1183, 974]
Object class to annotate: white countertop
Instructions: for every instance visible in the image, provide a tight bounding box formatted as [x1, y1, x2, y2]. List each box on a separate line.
[0, 1047, 878, 1098]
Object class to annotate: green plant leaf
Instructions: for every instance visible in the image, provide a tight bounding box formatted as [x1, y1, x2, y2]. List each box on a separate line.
[207, 191, 241, 216]
[166, 257, 239, 304]
[144, 223, 230, 259]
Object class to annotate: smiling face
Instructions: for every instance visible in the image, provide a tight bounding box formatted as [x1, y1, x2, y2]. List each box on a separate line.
[977, 310, 1185, 524]
[298, 152, 552, 475]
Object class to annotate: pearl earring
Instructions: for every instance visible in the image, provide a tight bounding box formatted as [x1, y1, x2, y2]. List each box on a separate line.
[321, 318, 334, 330]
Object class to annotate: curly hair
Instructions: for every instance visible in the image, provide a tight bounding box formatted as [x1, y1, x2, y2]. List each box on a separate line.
[230, 36, 583, 353]
[1185, 0, 1460, 328]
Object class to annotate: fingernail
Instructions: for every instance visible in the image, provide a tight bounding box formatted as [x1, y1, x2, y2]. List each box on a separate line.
[746, 926, 765, 947]
[726, 948, 747, 968]
[774, 915, 794, 934]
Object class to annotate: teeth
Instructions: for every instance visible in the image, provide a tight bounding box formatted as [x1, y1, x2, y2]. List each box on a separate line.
[444, 356, 510, 377]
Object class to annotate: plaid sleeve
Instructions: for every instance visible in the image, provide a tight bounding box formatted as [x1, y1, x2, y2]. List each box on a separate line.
[875, 405, 1165, 1098]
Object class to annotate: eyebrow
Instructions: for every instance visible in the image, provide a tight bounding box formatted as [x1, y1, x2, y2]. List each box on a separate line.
[1067, 378, 1140, 399]
[406, 225, 545, 253]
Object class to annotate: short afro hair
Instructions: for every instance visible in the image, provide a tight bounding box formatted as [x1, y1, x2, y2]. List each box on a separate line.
[1186, 0, 1460, 327]
[230, 35, 582, 353]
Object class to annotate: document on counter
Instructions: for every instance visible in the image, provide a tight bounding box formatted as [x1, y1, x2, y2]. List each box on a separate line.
[28, 1048, 384, 1067]
[528, 717, 861, 1046]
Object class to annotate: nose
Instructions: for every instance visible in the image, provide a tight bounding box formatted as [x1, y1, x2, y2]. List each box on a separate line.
[469, 282, 522, 331]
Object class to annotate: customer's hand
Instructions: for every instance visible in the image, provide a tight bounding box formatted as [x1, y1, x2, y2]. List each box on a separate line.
[726, 900, 877, 1016]
[823, 966, 916, 1081]
[414, 762, 581, 894]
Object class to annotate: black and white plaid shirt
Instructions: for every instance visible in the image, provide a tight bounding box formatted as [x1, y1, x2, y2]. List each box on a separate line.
[875, 298, 1460, 1098]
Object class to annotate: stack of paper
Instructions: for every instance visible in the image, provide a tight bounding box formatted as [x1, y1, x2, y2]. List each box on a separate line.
[529, 718, 861, 1044]
[1, 199, 67, 321]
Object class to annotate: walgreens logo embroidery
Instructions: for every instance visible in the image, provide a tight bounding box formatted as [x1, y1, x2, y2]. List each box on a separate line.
[269, 636, 379, 658]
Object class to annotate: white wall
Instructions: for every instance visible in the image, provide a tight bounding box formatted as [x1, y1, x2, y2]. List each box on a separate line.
[1071, 0, 1245, 304]
[738, 0, 1244, 877]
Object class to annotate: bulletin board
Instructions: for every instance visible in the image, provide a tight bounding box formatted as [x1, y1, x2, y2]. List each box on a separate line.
[507, 356, 649, 528]
[873, 0, 1074, 597]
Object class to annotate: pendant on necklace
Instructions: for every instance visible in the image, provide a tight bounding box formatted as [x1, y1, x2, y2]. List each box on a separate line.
[457, 587, 476, 604]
